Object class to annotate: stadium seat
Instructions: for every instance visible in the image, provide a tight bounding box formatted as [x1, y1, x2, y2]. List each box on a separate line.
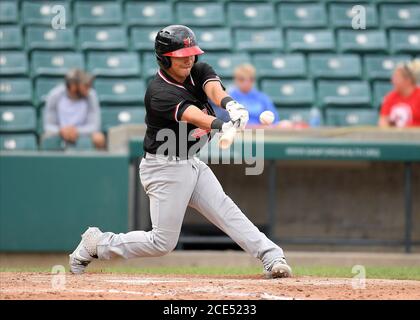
[31, 51, 84, 77]
[235, 29, 283, 52]
[40, 135, 94, 151]
[252, 53, 306, 78]
[260, 80, 315, 107]
[277, 108, 313, 124]
[337, 30, 388, 53]
[34, 77, 63, 106]
[0, 134, 37, 151]
[373, 81, 393, 109]
[74, 1, 122, 25]
[0, 26, 22, 49]
[87, 52, 140, 77]
[101, 107, 146, 132]
[0, 78, 32, 104]
[227, 2, 276, 27]
[94, 79, 145, 105]
[389, 30, 420, 54]
[309, 54, 362, 79]
[380, 4, 420, 28]
[286, 29, 334, 52]
[142, 52, 159, 79]
[22, 1, 72, 25]
[0, 107, 37, 132]
[176, 2, 224, 27]
[194, 28, 232, 51]
[317, 80, 371, 108]
[126, 1, 173, 26]
[78, 27, 127, 50]
[0, 52, 28, 76]
[279, 3, 327, 28]
[0, 1, 18, 24]
[330, 3, 378, 29]
[199, 53, 251, 78]
[131, 27, 160, 51]
[26, 26, 74, 51]
[364, 55, 412, 80]
[325, 109, 378, 127]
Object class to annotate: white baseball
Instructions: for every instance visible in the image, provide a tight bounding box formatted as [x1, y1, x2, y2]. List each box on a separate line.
[259, 110, 275, 125]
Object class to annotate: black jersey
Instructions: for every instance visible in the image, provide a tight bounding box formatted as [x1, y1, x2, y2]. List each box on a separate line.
[143, 62, 224, 158]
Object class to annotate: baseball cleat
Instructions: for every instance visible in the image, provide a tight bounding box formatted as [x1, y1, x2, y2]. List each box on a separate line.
[265, 258, 293, 279]
[69, 227, 102, 274]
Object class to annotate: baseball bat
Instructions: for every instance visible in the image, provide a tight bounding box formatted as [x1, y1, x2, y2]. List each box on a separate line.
[218, 120, 240, 150]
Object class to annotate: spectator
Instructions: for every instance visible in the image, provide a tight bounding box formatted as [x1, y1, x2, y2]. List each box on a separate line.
[43, 69, 106, 149]
[379, 59, 420, 128]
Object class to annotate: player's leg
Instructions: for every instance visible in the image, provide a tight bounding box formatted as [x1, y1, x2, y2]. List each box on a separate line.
[69, 157, 198, 273]
[188, 159, 291, 277]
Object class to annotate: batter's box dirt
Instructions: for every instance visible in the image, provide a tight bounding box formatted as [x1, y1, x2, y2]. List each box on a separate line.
[1, 272, 419, 300]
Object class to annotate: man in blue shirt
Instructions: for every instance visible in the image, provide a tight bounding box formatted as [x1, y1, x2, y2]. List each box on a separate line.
[213, 64, 279, 125]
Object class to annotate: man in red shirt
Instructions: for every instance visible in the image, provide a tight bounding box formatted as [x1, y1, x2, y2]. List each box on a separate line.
[379, 60, 420, 128]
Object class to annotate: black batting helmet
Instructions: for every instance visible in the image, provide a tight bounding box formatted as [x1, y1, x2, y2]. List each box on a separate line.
[155, 25, 204, 69]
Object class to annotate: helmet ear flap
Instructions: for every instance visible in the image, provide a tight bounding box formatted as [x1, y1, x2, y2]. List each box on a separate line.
[156, 53, 171, 69]
[194, 55, 198, 63]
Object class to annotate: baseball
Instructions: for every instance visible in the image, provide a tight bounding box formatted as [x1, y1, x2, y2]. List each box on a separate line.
[259, 110, 275, 125]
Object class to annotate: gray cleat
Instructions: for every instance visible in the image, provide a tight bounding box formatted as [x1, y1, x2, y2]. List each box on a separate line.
[265, 258, 293, 279]
[69, 227, 102, 274]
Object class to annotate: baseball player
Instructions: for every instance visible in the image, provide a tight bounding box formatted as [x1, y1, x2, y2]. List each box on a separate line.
[69, 25, 292, 278]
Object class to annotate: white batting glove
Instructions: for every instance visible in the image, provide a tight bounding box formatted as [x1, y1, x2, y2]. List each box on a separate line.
[225, 101, 249, 130]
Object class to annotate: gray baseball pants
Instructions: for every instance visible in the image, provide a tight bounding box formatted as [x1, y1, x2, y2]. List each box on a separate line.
[97, 153, 284, 271]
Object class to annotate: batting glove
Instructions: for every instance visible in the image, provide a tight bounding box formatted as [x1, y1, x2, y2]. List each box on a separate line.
[225, 101, 249, 130]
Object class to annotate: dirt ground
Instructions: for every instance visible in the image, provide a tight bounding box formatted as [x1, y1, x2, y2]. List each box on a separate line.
[1, 272, 419, 300]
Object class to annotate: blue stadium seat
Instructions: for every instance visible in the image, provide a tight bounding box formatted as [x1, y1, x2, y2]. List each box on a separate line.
[87, 52, 140, 77]
[235, 29, 283, 52]
[78, 27, 127, 50]
[0, 26, 23, 49]
[330, 3, 378, 29]
[94, 79, 145, 105]
[337, 30, 388, 53]
[0, 107, 37, 132]
[0, 1, 18, 24]
[373, 81, 393, 109]
[277, 108, 313, 125]
[364, 55, 411, 80]
[0, 78, 32, 104]
[380, 3, 420, 28]
[74, 1, 122, 25]
[142, 52, 159, 79]
[26, 27, 75, 51]
[0, 134, 37, 150]
[227, 2, 276, 27]
[31, 51, 84, 77]
[126, 1, 173, 26]
[325, 108, 378, 127]
[286, 29, 334, 52]
[0, 52, 28, 76]
[22, 1, 72, 25]
[317, 80, 371, 108]
[389, 30, 420, 54]
[101, 107, 146, 132]
[252, 53, 306, 78]
[261, 80, 315, 107]
[309, 54, 362, 79]
[34, 77, 63, 107]
[200, 53, 251, 78]
[195, 28, 232, 51]
[177, 2, 225, 27]
[131, 27, 160, 51]
[279, 3, 327, 28]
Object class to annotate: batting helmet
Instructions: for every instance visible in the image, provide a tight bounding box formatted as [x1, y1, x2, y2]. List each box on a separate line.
[155, 25, 204, 69]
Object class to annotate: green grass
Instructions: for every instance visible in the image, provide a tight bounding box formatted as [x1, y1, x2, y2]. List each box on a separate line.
[2, 266, 418, 280]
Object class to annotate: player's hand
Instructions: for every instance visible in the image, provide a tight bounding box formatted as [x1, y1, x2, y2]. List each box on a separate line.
[221, 120, 235, 134]
[225, 101, 249, 130]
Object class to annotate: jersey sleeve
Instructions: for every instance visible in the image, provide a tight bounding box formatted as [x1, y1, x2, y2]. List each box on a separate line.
[194, 62, 225, 91]
[150, 91, 192, 122]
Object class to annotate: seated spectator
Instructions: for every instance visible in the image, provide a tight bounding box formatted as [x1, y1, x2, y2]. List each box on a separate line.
[43, 69, 106, 149]
[379, 60, 420, 128]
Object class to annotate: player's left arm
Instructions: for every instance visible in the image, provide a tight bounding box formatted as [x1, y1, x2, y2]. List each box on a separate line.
[181, 105, 233, 133]
[203, 81, 229, 108]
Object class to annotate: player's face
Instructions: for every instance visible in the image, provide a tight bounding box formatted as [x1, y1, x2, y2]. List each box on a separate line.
[169, 56, 195, 80]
